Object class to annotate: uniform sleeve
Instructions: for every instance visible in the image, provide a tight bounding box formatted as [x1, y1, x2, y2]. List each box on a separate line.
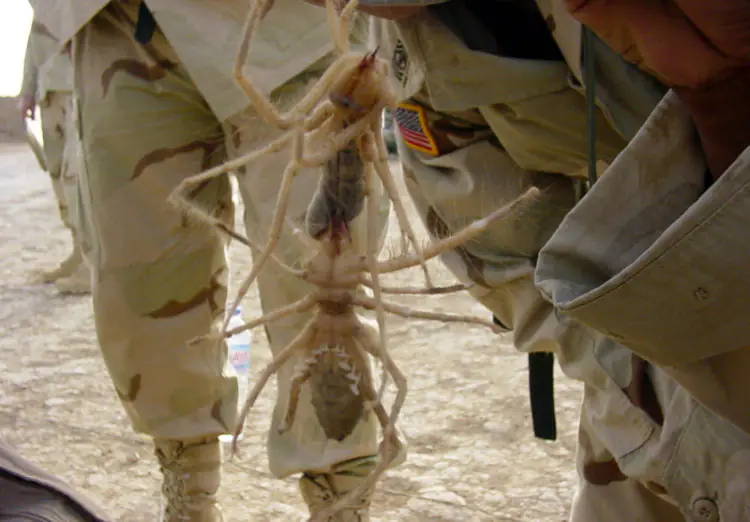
[20, 29, 38, 99]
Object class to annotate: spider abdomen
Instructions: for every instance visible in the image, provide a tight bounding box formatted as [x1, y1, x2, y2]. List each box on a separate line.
[309, 344, 365, 442]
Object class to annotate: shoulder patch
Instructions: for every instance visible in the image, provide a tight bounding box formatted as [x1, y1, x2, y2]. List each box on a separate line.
[394, 102, 439, 157]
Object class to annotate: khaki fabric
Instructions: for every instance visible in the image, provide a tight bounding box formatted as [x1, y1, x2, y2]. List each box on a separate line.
[39, 91, 84, 242]
[0, 438, 110, 521]
[21, 19, 85, 248]
[21, 19, 73, 102]
[30, 0, 365, 122]
[369, 10, 627, 177]
[372, 5, 750, 521]
[38, 92, 68, 224]
[536, 91, 750, 438]
[71, 2, 398, 479]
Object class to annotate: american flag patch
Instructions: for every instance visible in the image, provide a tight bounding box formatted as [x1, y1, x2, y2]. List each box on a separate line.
[393, 102, 439, 156]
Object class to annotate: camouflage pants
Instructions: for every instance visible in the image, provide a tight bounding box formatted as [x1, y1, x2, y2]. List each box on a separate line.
[71, 3, 393, 478]
[394, 97, 750, 521]
[39, 91, 82, 243]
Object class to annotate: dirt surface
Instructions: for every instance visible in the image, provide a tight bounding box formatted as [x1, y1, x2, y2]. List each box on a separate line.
[0, 142, 583, 521]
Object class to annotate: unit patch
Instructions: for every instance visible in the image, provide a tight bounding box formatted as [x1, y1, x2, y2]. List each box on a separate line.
[392, 39, 408, 84]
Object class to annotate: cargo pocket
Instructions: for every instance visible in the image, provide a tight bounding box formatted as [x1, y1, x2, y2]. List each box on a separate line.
[663, 405, 750, 521]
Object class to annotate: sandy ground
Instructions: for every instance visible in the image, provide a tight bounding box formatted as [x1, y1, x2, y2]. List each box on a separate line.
[0, 141, 583, 521]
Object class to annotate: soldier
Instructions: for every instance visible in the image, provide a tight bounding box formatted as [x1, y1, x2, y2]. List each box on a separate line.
[28, 1, 399, 521]
[19, 19, 92, 295]
[310, 0, 750, 520]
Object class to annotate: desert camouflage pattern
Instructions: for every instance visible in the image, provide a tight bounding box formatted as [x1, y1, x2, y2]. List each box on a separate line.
[36, 92, 77, 232]
[21, 17, 73, 102]
[70, 1, 396, 481]
[21, 21, 82, 239]
[537, 91, 750, 521]
[371, 3, 750, 521]
[29, 0, 365, 122]
[26, 91, 90, 295]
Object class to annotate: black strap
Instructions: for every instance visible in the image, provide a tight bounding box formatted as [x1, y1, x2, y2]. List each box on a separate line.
[134, 1, 156, 45]
[583, 26, 598, 187]
[493, 316, 557, 440]
[528, 352, 557, 440]
[521, 28, 599, 443]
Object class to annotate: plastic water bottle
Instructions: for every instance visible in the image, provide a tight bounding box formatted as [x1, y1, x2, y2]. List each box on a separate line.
[219, 307, 251, 444]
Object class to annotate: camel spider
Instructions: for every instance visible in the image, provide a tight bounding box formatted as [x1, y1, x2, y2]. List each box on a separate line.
[220, 188, 535, 522]
[167, 0, 540, 518]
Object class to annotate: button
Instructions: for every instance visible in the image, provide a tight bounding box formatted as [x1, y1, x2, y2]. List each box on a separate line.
[691, 497, 719, 522]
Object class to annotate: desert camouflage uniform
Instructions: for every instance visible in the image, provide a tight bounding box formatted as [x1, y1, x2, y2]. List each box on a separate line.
[21, 20, 90, 294]
[370, 1, 750, 521]
[29, 1, 398, 520]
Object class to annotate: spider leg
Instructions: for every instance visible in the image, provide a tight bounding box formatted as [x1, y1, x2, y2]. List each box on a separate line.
[236, 49, 358, 130]
[221, 128, 306, 336]
[168, 106, 338, 240]
[168, 130, 294, 213]
[229, 294, 317, 338]
[359, 277, 475, 295]
[304, 113, 344, 155]
[360, 157, 393, 415]
[284, 54, 356, 119]
[278, 353, 317, 435]
[356, 330, 405, 450]
[232, 0, 376, 133]
[232, 322, 317, 456]
[365, 123, 435, 288]
[187, 294, 315, 348]
[356, 332, 405, 478]
[303, 100, 336, 132]
[376, 186, 540, 274]
[234, 0, 299, 129]
[354, 295, 502, 332]
[325, 0, 344, 55]
[319, 416, 400, 522]
[215, 220, 302, 277]
[300, 107, 382, 168]
[233, 0, 350, 127]
[336, 0, 360, 54]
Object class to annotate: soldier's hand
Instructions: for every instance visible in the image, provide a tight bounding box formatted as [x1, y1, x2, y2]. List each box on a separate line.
[566, 0, 750, 178]
[18, 95, 36, 121]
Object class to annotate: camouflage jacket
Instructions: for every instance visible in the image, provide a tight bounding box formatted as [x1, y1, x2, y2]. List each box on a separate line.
[28, 0, 337, 121]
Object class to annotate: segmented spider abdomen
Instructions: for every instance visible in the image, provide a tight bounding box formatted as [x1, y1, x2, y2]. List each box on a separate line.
[309, 344, 365, 441]
[305, 143, 366, 239]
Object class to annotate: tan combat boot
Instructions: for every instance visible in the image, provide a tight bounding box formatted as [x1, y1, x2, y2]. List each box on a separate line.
[299, 456, 377, 522]
[55, 260, 91, 295]
[36, 245, 82, 283]
[154, 437, 223, 522]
